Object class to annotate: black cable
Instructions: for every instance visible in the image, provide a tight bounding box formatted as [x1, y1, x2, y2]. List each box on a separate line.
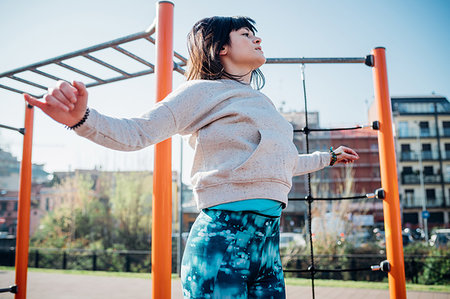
[284, 266, 373, 273]
[300, 64, 316, 299]
[290, 195, 369, 201]
[294, 126, 365, 133]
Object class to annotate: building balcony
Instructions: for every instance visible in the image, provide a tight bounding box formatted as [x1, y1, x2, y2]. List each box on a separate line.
[401, 174, 443, 185]
[400, 151, 418, 161]
[402, 195, 446, 209]
[397, 127, 450, 139]
[398, 128, 437, 139]
[400, 151, 441, 161]
[421, 151, 438, 160]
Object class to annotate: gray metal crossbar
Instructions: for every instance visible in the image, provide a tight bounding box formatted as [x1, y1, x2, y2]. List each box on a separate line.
[0, 22, 187, 98]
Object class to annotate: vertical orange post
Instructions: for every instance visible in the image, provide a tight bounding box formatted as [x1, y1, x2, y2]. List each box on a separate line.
[372, 47, 407, 299]
[14, 104, 34, 299]
[152, 1, 174, 298]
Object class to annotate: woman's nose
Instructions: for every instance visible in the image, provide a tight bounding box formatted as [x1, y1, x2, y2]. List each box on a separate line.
[254, 36, 262, 44]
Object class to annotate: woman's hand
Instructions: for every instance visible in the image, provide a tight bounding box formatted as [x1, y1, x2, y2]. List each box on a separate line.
[23, 80, 88, 127]
[333, 146, 359, 165]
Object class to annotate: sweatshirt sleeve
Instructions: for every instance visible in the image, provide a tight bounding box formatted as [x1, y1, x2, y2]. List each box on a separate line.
[74, 104, 177, 151]
[74, 80, 214, 151]
[293, 151, 331, 176]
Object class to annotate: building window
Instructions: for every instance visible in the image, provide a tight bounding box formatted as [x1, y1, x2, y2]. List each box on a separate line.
[422, 144, 432, 160]
[14, 203, 18, 211]
[405, 189, 414, 206]
[443, 121, 450, 137]
[423, 166, 433, 176]
[403, 166, 413, 174]
[419, 121, 430, 137]
[445, 143, 450, 160]
[401, 144, 413, 160]
[46, 198, 50, 211]
[403, 212, 419, 225]
[426, 189, 436, 204]
[398, 121, 408, 137]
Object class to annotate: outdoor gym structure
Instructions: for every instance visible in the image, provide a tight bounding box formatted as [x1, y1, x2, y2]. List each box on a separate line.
[0, 1, 407, 298]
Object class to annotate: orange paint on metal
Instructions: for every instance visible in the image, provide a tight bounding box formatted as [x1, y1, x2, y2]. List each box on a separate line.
[152, 1, 174, 298]
[372, 47, 407, 299]
[14, 104, 34, 299]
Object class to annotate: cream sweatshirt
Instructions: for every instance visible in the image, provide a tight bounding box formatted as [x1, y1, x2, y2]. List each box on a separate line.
[75, 79, 330, 209]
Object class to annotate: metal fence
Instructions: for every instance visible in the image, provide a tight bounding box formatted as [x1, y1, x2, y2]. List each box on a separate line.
[0, 248, 447, 284]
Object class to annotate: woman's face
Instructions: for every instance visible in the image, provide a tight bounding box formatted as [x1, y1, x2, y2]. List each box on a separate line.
[220, 27, 266, 76]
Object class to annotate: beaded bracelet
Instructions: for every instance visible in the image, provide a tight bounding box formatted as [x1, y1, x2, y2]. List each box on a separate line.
[329, 146, 337, 166]
[66, 107, 90, 130]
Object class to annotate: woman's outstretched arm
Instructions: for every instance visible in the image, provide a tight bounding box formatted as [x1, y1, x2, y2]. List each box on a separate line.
[293, 146, 359, 176]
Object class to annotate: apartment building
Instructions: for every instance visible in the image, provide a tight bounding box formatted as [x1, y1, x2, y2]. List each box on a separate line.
[389, 96, 450, 229]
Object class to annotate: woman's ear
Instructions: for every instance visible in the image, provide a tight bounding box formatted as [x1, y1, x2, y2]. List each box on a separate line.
[219, 45, 228, 56]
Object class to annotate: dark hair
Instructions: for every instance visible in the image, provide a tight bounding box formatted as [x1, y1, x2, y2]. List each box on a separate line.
[185, 16, 265, 90]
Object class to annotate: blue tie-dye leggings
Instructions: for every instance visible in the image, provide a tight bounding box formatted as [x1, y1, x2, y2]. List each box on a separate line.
[181, 209, 285, 298]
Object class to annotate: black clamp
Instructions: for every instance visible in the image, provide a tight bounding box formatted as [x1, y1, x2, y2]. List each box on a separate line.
[366, 188, 385, 200]
[376, 188, 385, 199]
[302, 126, 310, 135]
[371, 260, 390, 273]
[372, 121, 380, 130]
[365, 55, 374, 67]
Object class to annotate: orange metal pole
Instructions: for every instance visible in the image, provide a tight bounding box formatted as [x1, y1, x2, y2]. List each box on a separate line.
[14, 104, 34, 299]
[372, 47, 407, 299]
[152, 1, 174, 298]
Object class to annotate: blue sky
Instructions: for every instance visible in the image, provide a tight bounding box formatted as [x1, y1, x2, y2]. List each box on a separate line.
[0, 0, 449, 180]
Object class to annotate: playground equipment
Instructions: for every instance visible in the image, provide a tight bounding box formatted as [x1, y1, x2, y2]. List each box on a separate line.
[0, 1, 406, 298]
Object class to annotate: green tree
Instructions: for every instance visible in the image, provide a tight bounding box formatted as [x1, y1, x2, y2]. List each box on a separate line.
[32, 171, 153, 251]
[108, 172, 152, 250]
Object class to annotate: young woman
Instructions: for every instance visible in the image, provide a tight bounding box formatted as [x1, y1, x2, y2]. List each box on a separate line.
[25, 16, 358, 299]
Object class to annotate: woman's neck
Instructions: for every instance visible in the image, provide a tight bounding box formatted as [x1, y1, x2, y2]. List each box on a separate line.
[222, 69, 252, 84]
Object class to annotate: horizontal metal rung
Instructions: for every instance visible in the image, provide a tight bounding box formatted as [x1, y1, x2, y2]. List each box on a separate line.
[56, 62, 105, 83]
[9, 75, 47, 90]
[145, 36, 155, 44]
[31, 69, 64, 82]
[174, 51, 187, 63]
[173, 63, 186, 75]
[83, 54, 131, 77]
[85, 69, 155, 88]
[112, 46, 154, 69]
[0, 83, 39, 98]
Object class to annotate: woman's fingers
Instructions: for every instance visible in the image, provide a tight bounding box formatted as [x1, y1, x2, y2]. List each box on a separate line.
[72, 80, 87, 99]
[23, 94, 45, 110]
[343, 146, 359, 157]
[334, 146, 359, 164]
[48, 87, 74, 110]
[57, 80, 78, 104]
[44, 93, 70, 112]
